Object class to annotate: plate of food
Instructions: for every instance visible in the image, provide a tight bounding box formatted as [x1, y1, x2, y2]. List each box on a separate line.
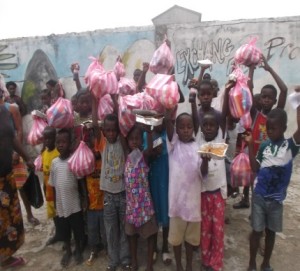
[197, 59, 213, 67]
[135, 114, 164, 126]
[198, 143, 228, 160]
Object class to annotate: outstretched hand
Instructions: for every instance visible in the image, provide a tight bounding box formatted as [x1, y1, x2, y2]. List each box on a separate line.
[260, 55, 271, 71]
[242, 131, 253, 145]
[225, 79, 236, 90]
[142, 62, 149, 73]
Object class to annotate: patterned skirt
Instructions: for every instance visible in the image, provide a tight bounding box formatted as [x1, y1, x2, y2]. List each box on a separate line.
[0, 173, 25, 262]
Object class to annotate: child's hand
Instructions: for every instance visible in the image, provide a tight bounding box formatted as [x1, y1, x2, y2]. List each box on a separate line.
[260, 55, 271, 71]
[189, 92, 196, 103]
[188, 78, 198, 89]
[243, 131, 253, 144]
[142, 62, 149, 73]
[225, 80, 236, 90]
[70, 63, 80, 73]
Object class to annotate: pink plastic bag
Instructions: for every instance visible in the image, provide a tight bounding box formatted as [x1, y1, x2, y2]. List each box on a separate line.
[34, 155, 43, 172]
[46, 97, 74, 128]
[68, 141, 95, 178]
[99, 71, 119, 96]
[149, 41, 174, 74]
[234, 37, 262, 66]
[84, 57, 104, 86]
[118, 77, 137, 96]
[146, 74, 174, 96]
[98, 94, 114, 120]
[230, 143, 254, 188]
[27, 116, 48, 145]
[240, 112, 252, 130]
[113, 57, 126, 80]
[229, 68, 252, 118]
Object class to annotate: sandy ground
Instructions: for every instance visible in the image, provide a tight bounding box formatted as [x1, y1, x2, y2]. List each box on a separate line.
[8, 156, 300, 271]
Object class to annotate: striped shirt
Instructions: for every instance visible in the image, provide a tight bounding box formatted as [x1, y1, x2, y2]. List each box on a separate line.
[48, 157, 81, 218]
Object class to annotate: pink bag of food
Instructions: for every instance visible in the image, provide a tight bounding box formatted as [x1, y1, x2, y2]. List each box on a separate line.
[229, 68, 252, 119]
[68, 141, 95, 178]
[34, 155, 43, 172]
[230, 143, 254, 188]
[46, 97, 74, 128]
[149, 41, 174, 74]
[145, 74, 174, 96]
[118, 95, 137, 137]
[240, 111, 252, 130]
[234, 37, 262, 66]
[27, 116, 48, 145]
[98, 71, 119, 96]
[118, 77, 137, 96]
[84, 57, 104, 86]
[98, 94, 114, 120]
[113, 57, 126, 80]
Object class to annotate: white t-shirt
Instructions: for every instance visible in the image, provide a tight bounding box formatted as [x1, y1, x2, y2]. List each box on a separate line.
[49, 157, 81, 218]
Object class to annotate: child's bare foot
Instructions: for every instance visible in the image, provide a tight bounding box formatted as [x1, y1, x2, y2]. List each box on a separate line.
[61, 251, 72, 267]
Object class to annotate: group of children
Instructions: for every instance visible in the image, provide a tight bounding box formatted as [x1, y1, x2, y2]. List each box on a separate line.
[9, 54, 300, 271]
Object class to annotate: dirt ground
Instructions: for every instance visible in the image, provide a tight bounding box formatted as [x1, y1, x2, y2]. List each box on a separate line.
[9, 156, 300, 271]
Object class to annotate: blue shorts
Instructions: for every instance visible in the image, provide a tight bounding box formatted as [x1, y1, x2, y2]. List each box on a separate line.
[251, 193, 283, 233]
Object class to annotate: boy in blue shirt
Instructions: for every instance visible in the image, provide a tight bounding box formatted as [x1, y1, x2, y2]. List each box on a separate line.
[244, 93, 300, 271]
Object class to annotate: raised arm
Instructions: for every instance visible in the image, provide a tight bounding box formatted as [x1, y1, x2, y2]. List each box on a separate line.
[261, 55, 288, 109]
[293, 87, 300, 144]
[188, 80, 200, 135]
[10, 103, 23, 143]
[71, 63, 82, 92]
[137, 62, 149, 92]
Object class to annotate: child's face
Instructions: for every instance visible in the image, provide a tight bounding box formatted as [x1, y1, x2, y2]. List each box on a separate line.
[197, 85, 214, 109]
[43, 131, 56, 150]
[77, 94, 91, 116]
[56, 133, 71, 157]
[127, 128, 142, 151]
[103, 120, 119, 143]
[260, 88, 277, 113]
[41, 93, 51, 107]
[266, 118, 285, 142]
[176, 115, 194, 142]
[7, 85, 16, 96]
[201, 115, 219, 141]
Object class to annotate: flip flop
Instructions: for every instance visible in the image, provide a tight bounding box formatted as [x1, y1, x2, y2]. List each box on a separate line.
[1, 256, 27, 269]
[162, 252, 172, 266]
[153, 251, 157, 263]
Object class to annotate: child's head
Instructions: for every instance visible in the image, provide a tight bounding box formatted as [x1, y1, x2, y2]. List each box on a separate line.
[175, 113, 194, 143]
[12, 152, 20, 165]
[260, 84, 277, 113]
[103, 114, 119, 143]
[133, 69, 142, 83]
[43, 126, 56, 150]
[40, 88, 51, 107]
[203, 73, 211, 80]
[76, 89, 91, 117]
[266, 108, 287, 142]
[127, 125, 143, 151]
[197, 80, 214, 110]
[71, 94, 78, 113]
[201, 112, 219, 142]
[6, 81, 17, 96]
[56, 128, 72, 157]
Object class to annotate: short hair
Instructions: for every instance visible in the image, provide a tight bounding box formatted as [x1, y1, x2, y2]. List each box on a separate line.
[57, 128, 72, 142]
[46, 79, 57, 87]
[175, 112, 193, 127]
[43, 126, 56, 136]
[133, 69, 142, 75]
[261, 84, 277, 97]
[267, 108, 287, 126]
[76, 89, 90, 100]
[6, 81, 17, 88]
[104, 114, 119, 128]
[127, 124, 142, 139]
[198, 79, 213, 90]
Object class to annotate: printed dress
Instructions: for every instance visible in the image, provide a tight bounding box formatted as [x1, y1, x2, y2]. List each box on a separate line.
[124, 149, 154, 227]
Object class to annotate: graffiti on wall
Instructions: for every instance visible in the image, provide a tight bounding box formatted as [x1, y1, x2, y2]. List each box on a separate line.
[176, 36, 300, 86]
[0, 45, 18, 78]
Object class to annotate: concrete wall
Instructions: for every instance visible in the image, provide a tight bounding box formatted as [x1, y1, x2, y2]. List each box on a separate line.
[1, 15, 300, 154]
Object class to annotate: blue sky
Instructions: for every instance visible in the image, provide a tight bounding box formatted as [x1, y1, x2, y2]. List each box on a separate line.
[0, 0, 299, 39]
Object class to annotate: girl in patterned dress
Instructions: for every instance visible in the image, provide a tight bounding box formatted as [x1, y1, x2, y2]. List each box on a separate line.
[124, 125, 158, 271]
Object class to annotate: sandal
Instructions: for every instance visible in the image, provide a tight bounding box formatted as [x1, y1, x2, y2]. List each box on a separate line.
[86, 251, 97, 266]
[122, 264, 133, 271]
[162, 252, 172, 266]
[106, 266, 117, 271]
[153, 251, 157, 263]
[27, 216, 40, 226]
[260, 266, 273, 271]
[1, 256, 27, 269]
[233, 199, 250, 209]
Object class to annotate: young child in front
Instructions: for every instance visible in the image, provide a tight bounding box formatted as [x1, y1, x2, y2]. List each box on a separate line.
[97, 113, 131, 271]
[48, 128, 85, 267]
[41, 126, 60, 245]
[199, 112, 227, 271]
[124, 125, 158, 271]
[165, 109, 203, 271]
[245, 96, 300, 271]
